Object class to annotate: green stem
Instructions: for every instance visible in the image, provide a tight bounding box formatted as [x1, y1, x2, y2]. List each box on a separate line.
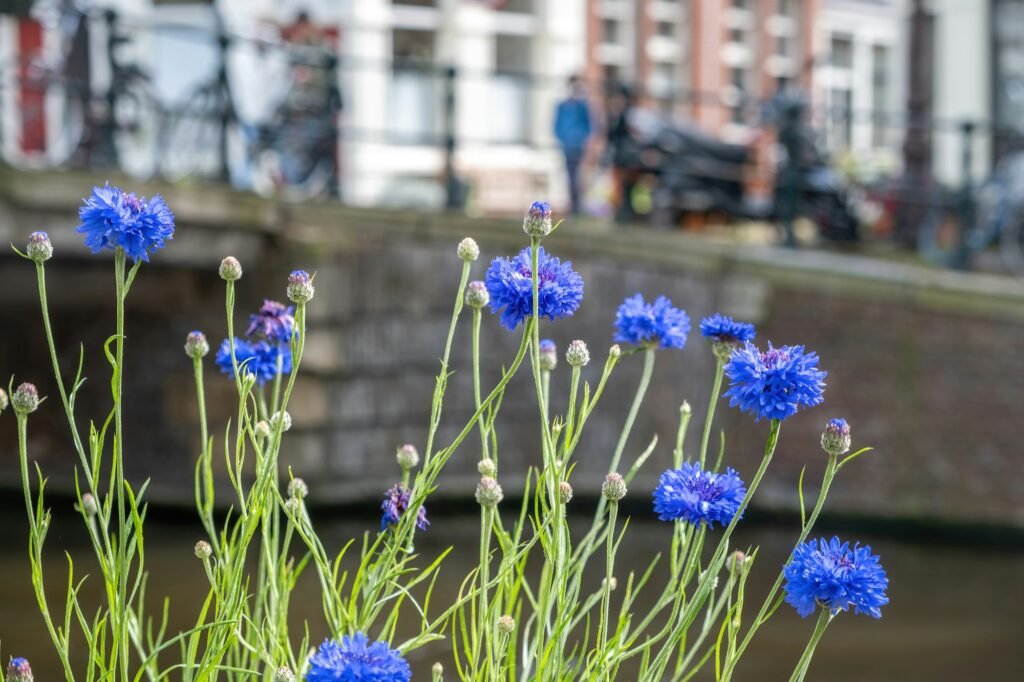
[597, 501, 619, 679]
[113, 249, 131, 682]
[788, 610, 832, 682]
[698, 358, 725, 468]
[472, 308, 490, 463]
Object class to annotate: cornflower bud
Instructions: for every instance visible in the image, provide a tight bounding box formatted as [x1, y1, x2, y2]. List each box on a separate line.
[255, 420, 271, 439]
[457, 237, 480, 262]
[478, 458, 497, 477]
[475, 476, 504, 507]
[12, 383, 39, 414]
[6, 657, 33, 682]
[27, 231, 52, 263]
[184, 330, 209, 359]
[465, 280, 490, 309]
[287, 477, 308, 500]
[79, 492, 98, 517]
[272, 667, 295, 682]
[609, 344, 621, 359]
[270, 411, 292, 433]
[194, 540, 212, 560]
[286, 270, 314, 303]
[821, 418, 852, 456]
[523, 201, 553, 238]
[565, 339, 590, 367]
[680, 401, 692, 416]
[0, 387, 8, 414]
[497, 614, 515, 635]
[219, 256, 242, 281]
[432, 662, 444, 681]
[558, 481, 574, 504]
[396, 444, 420, 471]
[602, 472, 626, 501]
[539, 339, 557, 371]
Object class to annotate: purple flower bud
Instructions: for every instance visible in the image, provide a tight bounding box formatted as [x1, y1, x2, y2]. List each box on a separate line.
[184, 330, 210, 359]
[27, 231, 52, 263]
[286, 270, 314, 303]
[12, 382, 39, 414]
[475, 476, 504, 507]
[219, 256, 242, 281]
[602, 472, 627, 501]
[539, 339, 557, 371]
[6, 657, 33, 682]
[821, 418, 852, 456]
[465, 280, 490, 309]
[523, 200, 553, 238]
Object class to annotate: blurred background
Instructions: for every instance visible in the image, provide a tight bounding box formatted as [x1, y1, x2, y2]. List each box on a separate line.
[0, 0, 1023, 679]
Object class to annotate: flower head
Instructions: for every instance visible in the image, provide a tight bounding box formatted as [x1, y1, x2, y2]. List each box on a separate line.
[396, 444, 420, 471]
[184, 331, 209, 359]
[821, 418, 852, 456]
[465, 280, 490, 309]
[246, 300, 296, 343]
[457, 237, 480, 262]
[381, 483, 429, 531]
[219, 256, 242, 281]
[700, 314, 756, 344]
[11, 382, 40, 414]
[724, 342, 826, 421]
[613, 294, 690, 349]
[194, 540, 212, 560]
[306, 634, 411, 682]
[602, 472, 627, 501]
[76, 185, 174, 262]
[497, 615, 515, 635]
[6, 657, 32, 682]
[565, 339, 590, 367]
[485, 246, 584, 330]
[286, 270, 314, 303]
[523, 200, 553, 238]
[558, 481, 574, 504]
[783, 536, 889, 619]
[475, 476, 504, 507]
[215, 338, 292, 386]
[652, 462, 746, 528]
[27, 231, 52, 263]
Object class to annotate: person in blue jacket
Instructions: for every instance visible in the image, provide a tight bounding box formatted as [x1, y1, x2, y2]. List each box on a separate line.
[553, 75, 593, 215]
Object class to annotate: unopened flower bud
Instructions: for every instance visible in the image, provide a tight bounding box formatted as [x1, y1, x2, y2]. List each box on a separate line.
[397, 444, 420, 471]
[194, 540, 212, 560]
[523, 200, 553, 238]
[432, 662, 444, 681]
[6, 657, 33, 682]
[0, 387, 8, 414]
[497, 614, 515, 635]
[609, 344, 621, 359]
[255, 420, 271, 439]
[272, 666, 295, 682]
[602, 576, 618, 591]
[821, 418, 851, 456]
[475, 476, 504, 507]
[712, 339, 739, 362]
[27, 231, 52, 263]
[184, 330, 209, 359]
[728, 550, 747, 572]
[12, 383, 39, 414]
[270, 411, 292, 433]
[602, 472, 626, 501]
[465, 280, 490, 309]
[286, 270, 314, 303]
[219, 256, 242, 281]
[565, 339, 590, 367]
[558, 481, 574, 504]
[478, 458, 497, 477]
[287, 477, 308, 499]
[79, 492, 98, 517]
[457, 237, 480, 262]
[539, 339, 557, 371]
[284, 497, 302, 514]
[680, 401, 692, 415]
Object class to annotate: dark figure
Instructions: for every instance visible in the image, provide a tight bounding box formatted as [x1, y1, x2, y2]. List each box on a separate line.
[553, 75, 592, 215]
[606, 83, 638, 223]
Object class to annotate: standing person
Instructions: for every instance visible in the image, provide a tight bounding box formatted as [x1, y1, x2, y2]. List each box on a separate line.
[553, 75, 593, 215]
[605, 82, 638, 223]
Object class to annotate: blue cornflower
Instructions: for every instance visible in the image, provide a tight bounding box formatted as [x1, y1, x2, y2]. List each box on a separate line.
[381, 483, 429, 531]
[215, 337, 292, 385]
[306, 634, 411, 682]
[700, 314, 756, 344]
[246, 300, 296, 343]
[783, 536, 889, 619]
[485, 246, 584, 330]
[613, 294, 690, 349]
[652, 462, 747, 528]
[724, 342, 826, 421]
[76, 184, 175, 262]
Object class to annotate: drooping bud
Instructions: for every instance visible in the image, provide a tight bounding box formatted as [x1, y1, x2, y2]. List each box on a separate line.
[522, 200, 553, 238]
[11, 383, 39, 414]
[477, 458, 497, 477]
[457, 237, 480, 262]
[287, 477, 308, 500]
[269, 411, 292, 433]
[79, 493, 98, 518]
[272, 666, 295, 682]
[219, 256, 242, 281]
[6, 657, 33, 682]
[0, 387, 7, 414]
[396, 444, 420, 471]
[184, 330, 209, 359]
[539, 339, 557, 371]
[465, 280, 490, 309]
[497, 614, 515, 635]
[602, 472, 626, 501]
[558, 481, 574, 504]
[27, 231, 52, 263]
[286, 270, 314, 303]
[565, 339, 590, 367]
[475, 476, 504, 507]
[194, 540, 212, 560]
[821, 418, 852, 456]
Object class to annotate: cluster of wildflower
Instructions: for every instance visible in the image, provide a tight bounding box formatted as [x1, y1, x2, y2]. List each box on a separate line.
[652, 463, 747, 528]
[613, 294, 691, 349]
[380, 483, 429, 531]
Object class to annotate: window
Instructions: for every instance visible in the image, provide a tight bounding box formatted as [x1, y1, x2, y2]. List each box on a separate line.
[390, 29, 440, 143]
[871, 45, 890, 147]
[657, 21, 676, 38]
[603, 19, 621, 44]
[830, 88, 853, 148]
[830, 35, 853, 69]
